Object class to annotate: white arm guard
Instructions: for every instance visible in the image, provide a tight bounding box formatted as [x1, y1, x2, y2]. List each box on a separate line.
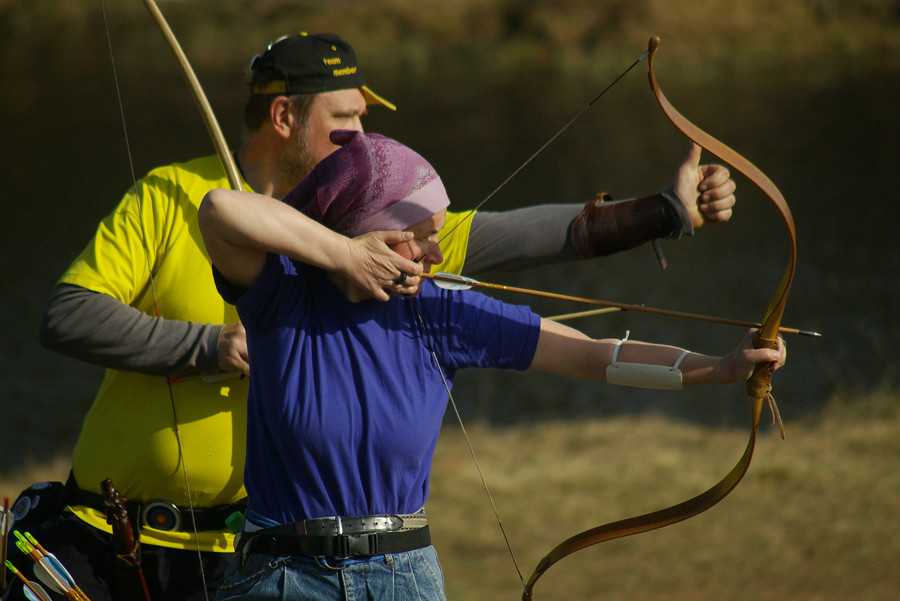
[604, 331, 689, 390]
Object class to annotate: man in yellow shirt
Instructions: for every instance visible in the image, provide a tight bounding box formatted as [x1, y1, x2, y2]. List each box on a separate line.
[9, 33, 737, 601]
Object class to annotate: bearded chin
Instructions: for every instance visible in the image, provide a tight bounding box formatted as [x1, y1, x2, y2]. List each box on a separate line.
[280, 131, 316, 190]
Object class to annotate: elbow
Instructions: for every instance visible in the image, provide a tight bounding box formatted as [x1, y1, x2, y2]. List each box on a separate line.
[198, 189, 224, 238]
[39, 293, 69, 352]
[39, 308, 59, 351]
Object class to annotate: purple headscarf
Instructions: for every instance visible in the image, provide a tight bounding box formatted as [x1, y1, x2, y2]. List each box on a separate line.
[283, 130, 450, 237]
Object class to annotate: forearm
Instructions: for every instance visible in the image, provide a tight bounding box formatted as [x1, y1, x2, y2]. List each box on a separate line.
[40, 284, 222, 376]
[199, 189, 352, 284]
[531, 319, 720, 385]
[465, 193, 691, 274]
[606, 339, 719, 386]
[567, 191, 692, 259]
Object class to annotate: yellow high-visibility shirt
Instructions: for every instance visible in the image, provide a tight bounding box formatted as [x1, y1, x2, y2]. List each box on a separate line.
[61, 155, 473, 551]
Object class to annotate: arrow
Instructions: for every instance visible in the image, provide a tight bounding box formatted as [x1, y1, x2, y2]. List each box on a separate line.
[425, 272, 822, 337]
[23, 532, 90, 601]
[545, 306, 622, 321]
[1, 497, 9, 590]
[13, 531, 90, 601]
[5, 560, 53, 601]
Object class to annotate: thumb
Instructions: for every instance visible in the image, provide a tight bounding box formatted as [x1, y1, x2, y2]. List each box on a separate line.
[681, 142, 702, 171]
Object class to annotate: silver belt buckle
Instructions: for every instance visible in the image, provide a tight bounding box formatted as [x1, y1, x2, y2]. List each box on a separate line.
[142, 500, 182, 531]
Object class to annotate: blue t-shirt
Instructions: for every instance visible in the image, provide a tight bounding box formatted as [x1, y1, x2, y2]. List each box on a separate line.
[215, 254, 540, 524]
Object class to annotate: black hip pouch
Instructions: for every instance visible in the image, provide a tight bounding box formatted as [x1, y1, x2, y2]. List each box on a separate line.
[8, 480, 68, 531]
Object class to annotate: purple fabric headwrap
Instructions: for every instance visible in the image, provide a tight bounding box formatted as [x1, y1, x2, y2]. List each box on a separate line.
[282, 130, 450, 237]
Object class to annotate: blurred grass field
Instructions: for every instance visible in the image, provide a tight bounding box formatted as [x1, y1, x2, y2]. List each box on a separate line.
[2, 389, 896, 600]
[426, 389, 899, 601]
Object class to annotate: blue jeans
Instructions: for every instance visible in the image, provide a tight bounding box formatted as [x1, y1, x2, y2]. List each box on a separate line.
[214, 546, 447, 601]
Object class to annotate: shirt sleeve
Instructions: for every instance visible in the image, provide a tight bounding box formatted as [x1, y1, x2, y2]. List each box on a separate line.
[417, 286, 540, 372]
[58, 175, 176, 303]
[40, 283, 222, 376]
[465, 204, 581, 274]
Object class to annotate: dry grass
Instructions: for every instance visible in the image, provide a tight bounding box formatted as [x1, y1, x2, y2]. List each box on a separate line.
[428, 391, 900, 601]
[1, 392, 896, 600]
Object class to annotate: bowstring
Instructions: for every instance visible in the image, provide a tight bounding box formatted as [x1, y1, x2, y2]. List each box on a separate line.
[410, 305, 526, 586]
[412, 48, 649, 591]
[100, 3, 210, 599]
[436, 47, 650, 249]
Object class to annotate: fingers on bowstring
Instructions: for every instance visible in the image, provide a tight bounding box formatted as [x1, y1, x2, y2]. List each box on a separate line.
[389, 272, 421, 296]
[401, 259, 424, 276]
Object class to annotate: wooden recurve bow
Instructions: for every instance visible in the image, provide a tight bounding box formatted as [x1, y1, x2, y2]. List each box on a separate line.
[521, 36, 797, 601]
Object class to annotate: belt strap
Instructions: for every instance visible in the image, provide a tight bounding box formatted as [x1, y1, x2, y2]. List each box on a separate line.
[64, 472, 245, 532]
[240, 525, 431, 560]
[284, 511, 427, 536]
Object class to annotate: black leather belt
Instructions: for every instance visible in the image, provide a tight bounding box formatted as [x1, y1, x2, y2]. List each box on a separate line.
[238, 524, 431, 561]
[64, 473, 245, 533]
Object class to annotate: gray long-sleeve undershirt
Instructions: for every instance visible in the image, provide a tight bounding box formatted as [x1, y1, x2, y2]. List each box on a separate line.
[40, 204, 582, 377]
[40, 284, 222, 376]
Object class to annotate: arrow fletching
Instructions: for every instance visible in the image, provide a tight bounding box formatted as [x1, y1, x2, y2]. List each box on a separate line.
[33, 558, 67, 595]
[23, 532, 77, 588]
[430, 272, 477, 291]
[22, 531, 85, 599]
[44, 553, 79, 589]
[22, 580, 53, 601]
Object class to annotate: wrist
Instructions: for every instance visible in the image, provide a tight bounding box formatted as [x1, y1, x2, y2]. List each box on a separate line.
[659, 188, 695, 239]
[713, 355, 733, 384]
[330, 235, 356, 275]
[202, 325, 224, 374]
[679, 352, 725, 386]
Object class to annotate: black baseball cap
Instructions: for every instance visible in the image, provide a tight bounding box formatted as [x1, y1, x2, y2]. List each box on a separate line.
[249, 32, 396, 110]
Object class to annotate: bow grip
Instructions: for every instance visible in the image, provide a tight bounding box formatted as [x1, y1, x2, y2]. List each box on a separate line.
[745, 332, 777, 400]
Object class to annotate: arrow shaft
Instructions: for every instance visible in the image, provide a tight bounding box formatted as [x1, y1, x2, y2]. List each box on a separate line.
[424, 273, 819, 337]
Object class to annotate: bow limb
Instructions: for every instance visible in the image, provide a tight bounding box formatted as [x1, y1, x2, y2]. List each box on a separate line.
[131, 1, 243, 598]
[645, 35, 797, 427]
[521, 36, 798, 601]
[142, 0, 242, 191]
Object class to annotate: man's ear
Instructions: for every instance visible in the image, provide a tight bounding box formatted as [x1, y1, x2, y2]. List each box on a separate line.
[269, 96, 296, 140]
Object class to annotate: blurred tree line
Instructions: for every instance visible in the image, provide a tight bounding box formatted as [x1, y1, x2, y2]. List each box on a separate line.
[3, 0, 899, 101]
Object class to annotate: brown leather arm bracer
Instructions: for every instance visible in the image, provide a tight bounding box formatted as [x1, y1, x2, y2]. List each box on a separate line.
[567, 191, 692, 259]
